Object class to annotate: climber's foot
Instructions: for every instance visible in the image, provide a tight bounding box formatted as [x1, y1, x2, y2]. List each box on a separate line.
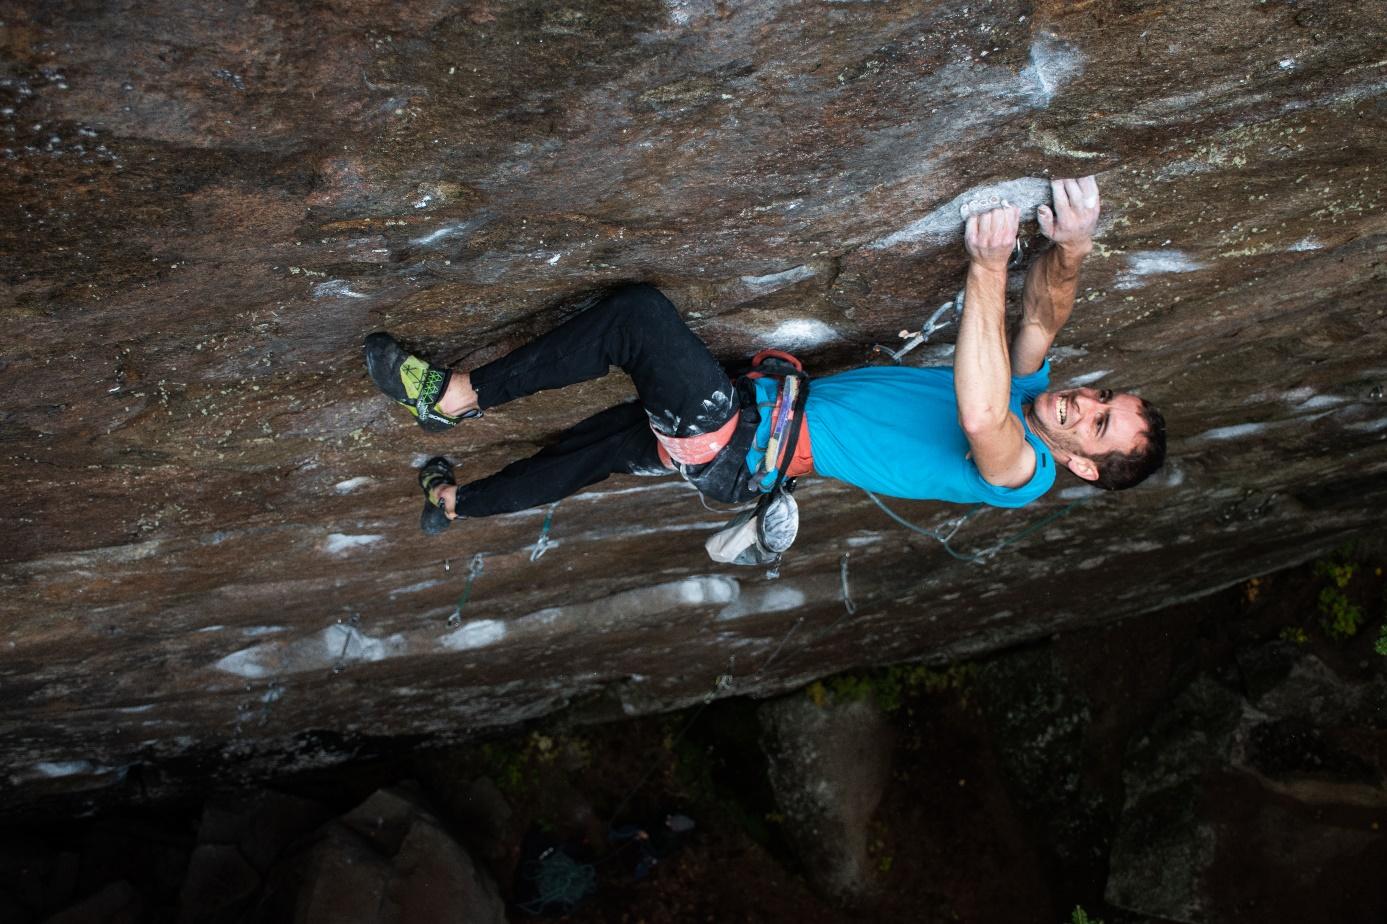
[364, 332, 479, 432]
[419, 456, 457, 535]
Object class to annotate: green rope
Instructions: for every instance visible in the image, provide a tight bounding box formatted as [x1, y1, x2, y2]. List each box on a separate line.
[863, 489, 1088, 563]
[516, 848, 597, 915]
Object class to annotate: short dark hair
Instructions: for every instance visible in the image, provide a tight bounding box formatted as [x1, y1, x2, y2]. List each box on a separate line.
[1091, 398, 1166, 491]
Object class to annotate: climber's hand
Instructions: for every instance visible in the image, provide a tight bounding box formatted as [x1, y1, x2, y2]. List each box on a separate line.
[1037, 176, 1099, 254]
[964, 204, 1021, 272]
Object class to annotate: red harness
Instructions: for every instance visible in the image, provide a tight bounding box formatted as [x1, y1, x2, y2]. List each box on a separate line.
[652, 349, 814, 474]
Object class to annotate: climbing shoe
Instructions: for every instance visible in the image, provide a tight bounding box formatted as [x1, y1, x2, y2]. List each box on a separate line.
[419, 456, 456, 535]
[363, 332, 478, 432]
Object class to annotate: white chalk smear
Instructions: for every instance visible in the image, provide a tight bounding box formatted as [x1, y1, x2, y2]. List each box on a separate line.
[390, 579, 443, 596]
[1348, 416, 1387, 432]
[334, 477, 373, 494]
[741, 265, 817, 294]
[411, 215, 488, 248]
[767, 318, 838, 349]
[322, 625, 406, 664]
[1294, 394, 1348, 410]
[313, 279, 367, 299]
[440, 619, 507, 651]
[31, 761, 97, 778]
[1115, 250, 1205, 289]
[718, 584, 806, 621]
[215, 647, 274, 679]
[1066, 369, 1112, 387]
[243, 625, 287, 637]
[675, 575, 740, 606]
[1197, 422, 1268, 441]
[1289, 237, 1323, 252]
[1022, 34, 1085, 105]
[323, 534, 384, 554]
[215, 625, 407, 677]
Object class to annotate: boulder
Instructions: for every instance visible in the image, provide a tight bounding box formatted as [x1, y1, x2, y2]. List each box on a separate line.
[389, 818, 507, 924]
[758, 693, 894, 900]
[291, 824, 397, 924]
[281, 789, 507, 924]
[1107, 643, 1387, 923]
[176, 844, 260, 924]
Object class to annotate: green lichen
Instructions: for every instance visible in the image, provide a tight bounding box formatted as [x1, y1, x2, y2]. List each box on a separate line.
[1315, 547, 1365, 640]
[807, 662, 974, 712]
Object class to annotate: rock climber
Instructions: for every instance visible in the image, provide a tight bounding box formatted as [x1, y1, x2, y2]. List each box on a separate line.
[363, 175, 1165, 537]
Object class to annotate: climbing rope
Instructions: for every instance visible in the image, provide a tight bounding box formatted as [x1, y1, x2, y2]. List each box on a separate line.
[515, 847, 598, 916]
[862, 489, 1088, 564]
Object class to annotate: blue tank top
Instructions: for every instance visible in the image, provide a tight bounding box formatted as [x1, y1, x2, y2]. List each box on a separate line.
[804, 361, 1055, 507]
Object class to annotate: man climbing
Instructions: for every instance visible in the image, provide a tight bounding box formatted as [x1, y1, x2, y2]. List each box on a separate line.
[364, 175, 1165, 537]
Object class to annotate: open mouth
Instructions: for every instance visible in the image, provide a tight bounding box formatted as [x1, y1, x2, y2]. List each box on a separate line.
[1057, 394, 1069, 426]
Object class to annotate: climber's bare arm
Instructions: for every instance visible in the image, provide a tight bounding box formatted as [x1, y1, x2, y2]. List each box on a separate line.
[956, 204, 1036, 489]
[1010, 176, 1100, 377]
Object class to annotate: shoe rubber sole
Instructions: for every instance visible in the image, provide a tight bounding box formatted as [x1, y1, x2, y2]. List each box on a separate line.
[364, 332, 461, 433]
[419, 456, 456, 535]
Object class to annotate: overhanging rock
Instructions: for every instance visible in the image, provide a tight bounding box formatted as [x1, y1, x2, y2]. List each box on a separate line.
[2, 0, 1385, 805]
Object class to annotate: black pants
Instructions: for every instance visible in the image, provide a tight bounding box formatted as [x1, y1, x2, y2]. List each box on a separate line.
[455, 284, 759, 517]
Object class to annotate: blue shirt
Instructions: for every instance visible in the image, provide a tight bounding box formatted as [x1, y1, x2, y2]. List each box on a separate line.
[803, 361, 1056, 507]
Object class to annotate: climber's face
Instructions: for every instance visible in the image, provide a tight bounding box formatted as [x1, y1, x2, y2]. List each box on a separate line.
[1027, 387, 1150, 481]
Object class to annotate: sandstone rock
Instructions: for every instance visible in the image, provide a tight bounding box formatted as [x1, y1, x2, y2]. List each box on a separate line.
[759, 693, 894, 900]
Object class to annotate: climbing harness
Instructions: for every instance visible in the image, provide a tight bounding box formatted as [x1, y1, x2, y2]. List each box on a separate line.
[529, 502, 560, 561]
[705, 350, 810, 568]
[446, 553, 486, 627]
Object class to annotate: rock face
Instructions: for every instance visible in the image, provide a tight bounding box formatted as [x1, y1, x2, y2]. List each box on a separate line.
[2, 0, 1387, 802]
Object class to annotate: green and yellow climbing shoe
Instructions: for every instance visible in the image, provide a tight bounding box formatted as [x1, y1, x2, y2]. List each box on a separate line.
[363, 332, 478, 432]
[419, 456, 456, 535]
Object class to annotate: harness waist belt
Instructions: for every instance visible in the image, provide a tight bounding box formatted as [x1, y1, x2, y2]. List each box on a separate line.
[652, 413, 740, 466]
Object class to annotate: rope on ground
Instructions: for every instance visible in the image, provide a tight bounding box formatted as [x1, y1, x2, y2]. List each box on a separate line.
[515, 848, 598, 916]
